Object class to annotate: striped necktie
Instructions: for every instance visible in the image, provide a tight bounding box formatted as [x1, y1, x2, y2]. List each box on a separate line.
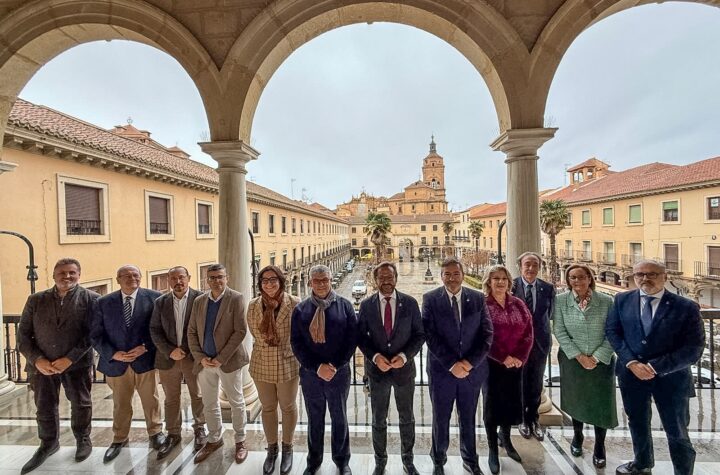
[123, 296, 133, 327]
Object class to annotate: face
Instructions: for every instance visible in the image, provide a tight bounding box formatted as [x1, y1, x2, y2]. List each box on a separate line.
[260, 270, 281, 297]
[489, 271, 509, 294]
[633, 262, 667, 294]
[168, 269, 190, 296]
[441, 263, 464, 294]
[520, 255, 540, 283]
[375, 266, 397, 296]
[310, 272, 331, 298]
[116, 266, 141, 294]
[567, 267, 591, 294]
[53, 263, 80, 293]
[206, 269, 227, 294]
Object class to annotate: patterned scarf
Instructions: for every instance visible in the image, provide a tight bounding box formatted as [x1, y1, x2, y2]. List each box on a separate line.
[309, 290, 337, 344]
[573, 290, 592, 311]
[260, 291, 284, 346]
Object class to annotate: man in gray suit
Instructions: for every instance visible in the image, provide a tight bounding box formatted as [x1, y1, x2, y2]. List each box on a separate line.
[18, 258, 99, 474]
[150, 266, 207, 459]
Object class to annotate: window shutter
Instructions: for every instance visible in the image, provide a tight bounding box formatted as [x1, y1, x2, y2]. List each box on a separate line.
[149, 197, 169, 224]
[65, 184, 100, 221]
[663, 201, 678, 211]
[198, 204, 210, 226]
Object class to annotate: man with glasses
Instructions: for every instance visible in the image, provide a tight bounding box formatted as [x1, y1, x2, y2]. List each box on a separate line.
[291, 265, 358, 475]
[91, 265, 165, 463]
[606, 259, 704, 475]
[150, 266, 207, 459]
[187, 264, 250, 465]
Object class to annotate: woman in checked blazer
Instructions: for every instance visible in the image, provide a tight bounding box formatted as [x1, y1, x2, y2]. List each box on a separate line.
[247, 265, 301, 475]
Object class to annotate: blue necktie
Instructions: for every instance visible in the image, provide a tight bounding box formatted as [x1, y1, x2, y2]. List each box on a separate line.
[451, 296, 460, 330]
[641, 296, 655, 335]
[123, 296, 133, 327]
[524, 284, 534, 312]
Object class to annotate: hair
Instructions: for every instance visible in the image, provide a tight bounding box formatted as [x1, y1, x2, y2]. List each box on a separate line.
[309, 264, 331, 279]
[373, 261, 398, 280]
[441, 256, 464, 273]
[116, 264, 141, 277]
[54, 257, 81, 273]
[516, 251, 543, 268]
[206, 263, 226, 274]
[481, 264, 513, 295]
[257, 265, 286, 293]
[565, 264, 596, 290]
[633, 259, 666, 273]
[167, 266, 189, 276]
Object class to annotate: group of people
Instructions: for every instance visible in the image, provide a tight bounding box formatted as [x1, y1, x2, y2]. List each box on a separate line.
[16, 252, 704, 475]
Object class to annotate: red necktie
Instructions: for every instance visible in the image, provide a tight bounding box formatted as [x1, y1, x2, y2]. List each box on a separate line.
[384, 297, 392, 338]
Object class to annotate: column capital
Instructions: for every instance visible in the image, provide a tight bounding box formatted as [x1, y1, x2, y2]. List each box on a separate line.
[490, 128, 557, 163]
[199, 140, 259, 171]
[0, 160, 18, 174]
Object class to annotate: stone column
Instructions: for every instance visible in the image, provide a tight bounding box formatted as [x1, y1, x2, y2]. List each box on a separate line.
[491, 128, 557, 266]
[199, 140, 259, 409]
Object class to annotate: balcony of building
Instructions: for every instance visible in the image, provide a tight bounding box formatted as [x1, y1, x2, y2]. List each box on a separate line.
[696, 261, 720, 280]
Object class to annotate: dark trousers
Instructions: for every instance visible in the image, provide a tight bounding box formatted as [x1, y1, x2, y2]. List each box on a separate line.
[522, 345, 547, 424]
[32, 366, 92, 446]
[428, 370, 482, 468]
[368, 373, 415, 467]
[619, 373, 695, 475]
[300, 365, 351, 469]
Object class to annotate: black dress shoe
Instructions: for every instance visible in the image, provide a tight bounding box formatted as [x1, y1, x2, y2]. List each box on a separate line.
[505, 444, 522, 463]
[21, 443, 59, 474]
[462, 461, 484, 474]
[433, 464, 445, 475]
[75, 437, 92, 462]
[570, 434, 584, 457]
[302, 465, 320, 475]
[372, 464, 385, 475]
[616, 461, 652, 474]
[339, 465, 352, 475]
[263, 444, 279, 474]
[157, 434, 181, 460]
[593, 455, 607, 468]
[403, 464, 420, 475]
[103, 440, 128, 463]
[488, 449, 500, 474]
[280, 443, 293, 474]
[149, 432, 167, 450]
[518, 422, 532, 439]
[531, 422, 546, 441]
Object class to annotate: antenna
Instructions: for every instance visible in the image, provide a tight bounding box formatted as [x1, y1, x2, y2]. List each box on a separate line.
[291, 178, 296, 199]
[563, 163, 571, 186]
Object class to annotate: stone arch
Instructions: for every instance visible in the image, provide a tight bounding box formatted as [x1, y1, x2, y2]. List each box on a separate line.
[222, 0, 534, 142]
[0, 0, 221, 144]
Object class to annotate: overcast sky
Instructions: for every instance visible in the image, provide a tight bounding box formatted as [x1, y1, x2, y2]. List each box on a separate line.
[18, 2, 720, 211]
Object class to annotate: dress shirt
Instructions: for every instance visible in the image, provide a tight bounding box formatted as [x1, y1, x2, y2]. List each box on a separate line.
[626, 289, 665, 372]
[208, 287, 226, 303]
[445, 288, 463, 321]
[121, 288, 139, 314]
[172, 290, 189, 345]
[521, 277, 537, 312]
[372, 290, 407, 364]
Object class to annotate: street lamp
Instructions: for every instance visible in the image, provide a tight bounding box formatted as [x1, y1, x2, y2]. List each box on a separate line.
[424, 248, 433, 282]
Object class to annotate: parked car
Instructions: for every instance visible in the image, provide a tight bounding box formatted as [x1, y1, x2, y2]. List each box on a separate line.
[691, 365, 720, 386]
[352, 279, 367, 298]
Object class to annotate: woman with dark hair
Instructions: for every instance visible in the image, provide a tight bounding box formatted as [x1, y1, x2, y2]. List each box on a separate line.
[247, 265, 300, 475]
[554, 264, 617, 468]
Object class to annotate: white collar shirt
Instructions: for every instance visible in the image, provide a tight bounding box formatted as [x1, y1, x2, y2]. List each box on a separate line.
[172, 290, 189, 344]
[208, 287, 226, 303]
[121, 288, 139, 314]
[639, 288, 665, 318]
[445, 287, 463, 321]
[521, 277, 537, 312]
[378, 290, 397, 328]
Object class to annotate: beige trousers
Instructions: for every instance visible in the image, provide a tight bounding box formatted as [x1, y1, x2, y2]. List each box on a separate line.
[106, 367, 162, 443]
[256, 377, 299, 445]
[158, 357, 205, 435]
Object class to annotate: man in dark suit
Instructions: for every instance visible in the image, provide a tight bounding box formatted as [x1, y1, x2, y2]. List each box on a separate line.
[150, 266, 206, 459]
[358, 262, 425, 475]
[91, 264, 165, 463]
[512, 252, 555, 441]
[17, 258, 99, 474]
[606, 259, 705, 475]
[422, 256, 493, 475]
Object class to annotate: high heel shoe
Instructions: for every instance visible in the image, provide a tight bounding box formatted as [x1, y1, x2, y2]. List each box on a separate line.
[592, 455, 606, 468]
[570, 435, 584, 457]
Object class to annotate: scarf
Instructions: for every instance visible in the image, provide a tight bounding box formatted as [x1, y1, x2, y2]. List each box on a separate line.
[573, 289, 592, 311]
[309, 290, 337, 344]
[260, 291, 284, 346]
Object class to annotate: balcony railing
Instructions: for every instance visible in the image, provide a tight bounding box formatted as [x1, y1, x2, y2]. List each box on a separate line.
[597, 252, 617, 265]
[198, 224, 210, 234]
[150, 222, 169, 234]
[695, 261, 720, 280]
[576, 250, 593, 262]
[621, 254, 645, 267]
[558, 249, 573, 260]
[66, 219, 101, 235]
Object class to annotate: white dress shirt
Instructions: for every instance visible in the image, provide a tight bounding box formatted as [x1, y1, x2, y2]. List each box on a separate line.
[172, 290, 189, 344]
[521, 277, 537, 312]
[372, 290, 407, 364]
[445, 288, 463, 321]
[121, 288, 139, 314]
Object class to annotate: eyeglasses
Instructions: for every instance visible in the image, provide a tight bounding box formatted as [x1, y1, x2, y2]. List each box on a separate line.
[634, 272, 661, 280]
[118, 273, 140, 279]
[261, 277, 279, 285]
[568, 275, 589, 281]
[490, 277, 508, 281]
[312, 278, 330, 285]
[207, 275, 227, 281]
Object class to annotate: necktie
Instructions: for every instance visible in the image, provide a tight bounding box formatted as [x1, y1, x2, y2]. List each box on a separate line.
[525, 283, 535, 312]
[123, 296, 133, 327]
[451, 295, 461, 329]
[383, 297, 392, 338]
[641, 295, 655, 335]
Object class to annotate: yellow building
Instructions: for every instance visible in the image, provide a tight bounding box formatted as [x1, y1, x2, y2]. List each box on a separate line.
[0, 99, 350, 314]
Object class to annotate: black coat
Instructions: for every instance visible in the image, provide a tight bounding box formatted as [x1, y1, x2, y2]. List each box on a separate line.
[512, 277, 555, 356]
[149, 288, 202, 370]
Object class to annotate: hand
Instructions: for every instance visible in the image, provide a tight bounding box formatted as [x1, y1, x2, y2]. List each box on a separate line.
[458, 359, 473, 372]
[112, 351, 134, 362]
[318, 363, 337, 381]
[450, 362, 469, 379]
[50, 357, 73, 373]
[209, 358, 222, 368]
[126, 345, 147, 359]
[200, 357, 218, 368]
[389, 355, 406, 369]
[628, 362, 655, 380]
[35, 357, 59, 376]
[170, 348, 186, 361]
[375, 355, 392, 372]
[503, 356, 522, 369]
[576, 354, 597, 370]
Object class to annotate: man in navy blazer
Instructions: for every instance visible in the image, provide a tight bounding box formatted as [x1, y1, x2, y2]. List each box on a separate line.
[91, 265, 165, 463]
[606, 259, 704, 475]
[422, 257, 493, 475]
[358, 262, 425, 475]
[512, 252, 555, 441]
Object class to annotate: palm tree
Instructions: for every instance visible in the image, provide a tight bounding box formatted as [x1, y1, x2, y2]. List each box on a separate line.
[442, 220, 454, 257]
[365, 212, 392, 264]
[468, 220, 485, 275]
[539, 199, 569, 284]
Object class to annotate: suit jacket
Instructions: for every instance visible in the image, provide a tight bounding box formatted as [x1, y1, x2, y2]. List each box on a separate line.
[91, 288, 162, 377]
[149, 288, 202, 370]
[187, 287, 249, 374]
[18, 285, 99, 372]
[513, 277, 555, 356]
[247, 292, 300, 383]
[358, 290, 425, 382]
[422, 286, 493, 383]
[606, 289, 705, 390]
[553, 290, 615, 365]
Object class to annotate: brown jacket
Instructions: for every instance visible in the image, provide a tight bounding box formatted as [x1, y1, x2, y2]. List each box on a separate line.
[187, 287, 248, 374]
[149, 288, 202, 370]
[247, 292, 300, 383]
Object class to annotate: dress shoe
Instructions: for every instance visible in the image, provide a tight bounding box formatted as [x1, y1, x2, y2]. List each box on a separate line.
[75, 437, 92, 462]
[488, 449, 500, 474]
[372, 463, 386, 475]
[263, 443, 279, 474]
[433, 464, 445, 475]
[235, 440, 248, 464]
[104, 440, 128, 463]
[338, 465, 352, 475]
[280, 443, 293, 474]
[462, 461, 484, 474]
[500, 433, 522, 463]
[193, 439, 224, 464]
[615, 461, 653, 474]
[518, 422, 532, 439]
[403, 463, 420, 475]
[149, 432, 167, 450]
[21, 442, 59, 474]
[193, 428, 208, 452]
[593, 455, 607, 468]
[302, 466, 319, 475]
[570, 434, 584, 457]
[157, 434, 181, 460]
[531, 422, 546, 441]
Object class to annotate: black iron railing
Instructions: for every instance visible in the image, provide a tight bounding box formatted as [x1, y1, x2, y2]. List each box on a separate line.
[150, 222, 169, 234]
[695, 261, 720, 280]
[597, 252, 617, 265]
[66, 219, 101, 235]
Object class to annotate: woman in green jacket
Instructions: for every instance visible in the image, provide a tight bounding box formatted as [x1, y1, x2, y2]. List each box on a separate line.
[553, 264, 617, 469]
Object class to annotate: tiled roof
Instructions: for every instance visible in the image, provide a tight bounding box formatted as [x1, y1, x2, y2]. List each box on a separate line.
[470, 202, 506, 218]
[348, 213, 453, 225]
[566, 157, 609, 172]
